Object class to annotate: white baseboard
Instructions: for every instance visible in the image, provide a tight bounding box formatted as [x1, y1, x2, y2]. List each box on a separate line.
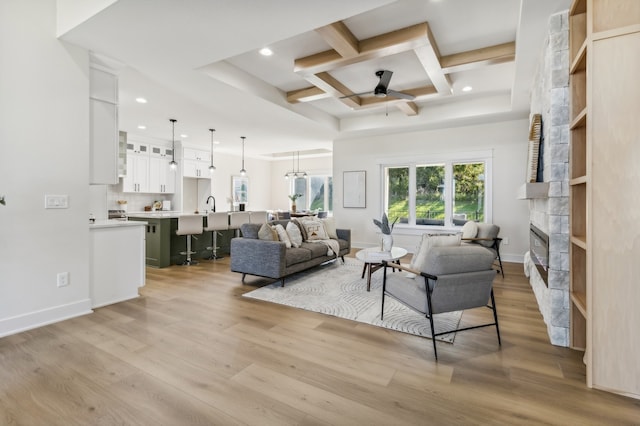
[0, 299, 93, 338]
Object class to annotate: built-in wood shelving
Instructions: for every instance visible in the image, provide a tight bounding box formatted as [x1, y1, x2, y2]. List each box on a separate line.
[568, 0, 640, 399]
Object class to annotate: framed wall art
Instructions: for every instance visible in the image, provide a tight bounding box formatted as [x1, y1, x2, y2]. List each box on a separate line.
[343, 170, 366, 208]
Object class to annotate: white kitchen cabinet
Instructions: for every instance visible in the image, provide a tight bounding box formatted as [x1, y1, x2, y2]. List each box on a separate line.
[183, 159, 210, 178]
[90, 221, 145, 308]
[149, 156, 176, 193]
[183, 147, 209, 161]
[89, 66, 118, 185]
[122, 153, 149, 192]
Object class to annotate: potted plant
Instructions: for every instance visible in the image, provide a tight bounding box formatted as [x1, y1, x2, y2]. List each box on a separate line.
[373, 212, 397, 251]
[288, 193, 302, 212]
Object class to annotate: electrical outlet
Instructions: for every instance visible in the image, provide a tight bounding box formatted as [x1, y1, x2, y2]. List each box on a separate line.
[45, 195, 69, 209]
[502, 237, 509, 245]
[57, 272, 70, 287]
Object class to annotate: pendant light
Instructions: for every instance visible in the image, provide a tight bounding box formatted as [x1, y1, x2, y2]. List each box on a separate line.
[169, 118, 178, 170]
[208, 128, 216, 173]
[284, 151, 308, 179]
[239, 136, 247, 176]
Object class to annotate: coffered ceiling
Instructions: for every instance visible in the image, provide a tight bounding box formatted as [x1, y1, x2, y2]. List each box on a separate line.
[59, 0, 571, 159]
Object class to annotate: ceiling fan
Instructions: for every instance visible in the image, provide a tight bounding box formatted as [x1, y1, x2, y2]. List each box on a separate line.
[341, 70, 415, 100]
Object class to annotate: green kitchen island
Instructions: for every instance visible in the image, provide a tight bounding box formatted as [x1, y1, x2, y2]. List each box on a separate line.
[128, 213, 233, 267]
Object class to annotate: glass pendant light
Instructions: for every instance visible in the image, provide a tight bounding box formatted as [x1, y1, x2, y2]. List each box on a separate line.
[239, 136, 246, 176]
[169, 119, 178, 170]
[208, 128, 216, 173]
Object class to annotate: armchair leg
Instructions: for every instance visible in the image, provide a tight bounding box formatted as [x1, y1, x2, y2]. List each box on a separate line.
[491, 289, 502, 346]
[428, 314, 438, 361]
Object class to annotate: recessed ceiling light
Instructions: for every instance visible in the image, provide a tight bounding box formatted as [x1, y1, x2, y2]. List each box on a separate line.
[259, 47, 273, 56]
[180, 134, 188, 138]
[135, 97, 148, 103]
[137, 125, 146, 129]
[213, 141, 220, 145]
[462, 86, 473, 92]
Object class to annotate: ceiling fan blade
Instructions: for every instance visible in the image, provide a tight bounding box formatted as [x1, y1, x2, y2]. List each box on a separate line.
[387, 89, 415, 100]
[378, 70, 393, 89]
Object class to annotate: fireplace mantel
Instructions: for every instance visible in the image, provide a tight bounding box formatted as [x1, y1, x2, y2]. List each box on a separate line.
[517, 182, 550, 199]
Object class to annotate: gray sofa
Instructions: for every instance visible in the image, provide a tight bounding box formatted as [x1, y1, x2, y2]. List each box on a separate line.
[230, 219, 351, 286]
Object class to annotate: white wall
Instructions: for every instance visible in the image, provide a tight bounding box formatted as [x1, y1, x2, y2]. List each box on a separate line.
[332, 119, 531, 261]
[0, 0, 93, 336]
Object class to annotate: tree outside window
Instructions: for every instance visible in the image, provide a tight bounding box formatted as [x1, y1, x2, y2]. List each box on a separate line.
[383, 159, 488, 227]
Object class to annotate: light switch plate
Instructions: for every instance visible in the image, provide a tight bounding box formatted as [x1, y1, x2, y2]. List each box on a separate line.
[45, 195, 69, 209]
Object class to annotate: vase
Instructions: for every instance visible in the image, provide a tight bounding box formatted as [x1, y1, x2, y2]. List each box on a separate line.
[291, 203, 297, 213]
[381, 234, 393, 252]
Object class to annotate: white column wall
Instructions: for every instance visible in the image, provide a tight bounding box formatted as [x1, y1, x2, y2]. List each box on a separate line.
[0, 0, 93, 335]
[332, 119, 531, 261]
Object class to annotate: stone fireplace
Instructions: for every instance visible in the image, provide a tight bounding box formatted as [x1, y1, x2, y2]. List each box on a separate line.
[523, 10, 570, 347]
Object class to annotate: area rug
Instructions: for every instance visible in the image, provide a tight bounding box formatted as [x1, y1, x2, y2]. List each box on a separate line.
[242, 260, 462, 343]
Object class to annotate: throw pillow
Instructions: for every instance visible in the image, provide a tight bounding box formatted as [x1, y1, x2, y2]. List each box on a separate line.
[240, 223, 261, 239]
[292, 218, 308, 241]
[274, 224, 292, 248]
[301, 219, 328, 241]
[407, 233, 462, 278]
[461, 221, 478, 239]
[475, 223, 500, 248]
[320, 217, 338, 239]
[258, 223, 276, 241]
[286, 221, 303, 248]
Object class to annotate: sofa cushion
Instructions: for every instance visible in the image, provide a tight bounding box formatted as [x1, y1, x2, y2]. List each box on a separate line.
[300, 219, 328, 241]
[286, 221, 303, 248]
[320, 217, 338, 239]
[258, 223, 277, 241]
[285, 247, 312, 266]
[300, 241, 330, 258]
[461, 221, 478, 238]
[409, 233, 461, 277]
[424, 245, 495, 276]
[274, 224, 292, 248]
[292, 218, 308, 241]
[475, 223, 500, 247]
[241, 223, 261, 239]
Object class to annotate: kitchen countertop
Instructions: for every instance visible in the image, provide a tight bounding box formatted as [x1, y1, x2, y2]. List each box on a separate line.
[127, 211, 212, 219]
[90, 219, 147, 229]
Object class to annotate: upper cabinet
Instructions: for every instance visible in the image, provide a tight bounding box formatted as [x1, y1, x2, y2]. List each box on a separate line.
[89, 66, 119, 185]
[183, 147, 211, 178]
[123, 142, 175, 194]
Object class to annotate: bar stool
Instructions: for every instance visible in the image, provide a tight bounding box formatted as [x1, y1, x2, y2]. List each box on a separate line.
[229, 211, 251, 237]
[205, 212, 229, 260]
[176, 214, 203, 265]
[249, 210, 268, 224]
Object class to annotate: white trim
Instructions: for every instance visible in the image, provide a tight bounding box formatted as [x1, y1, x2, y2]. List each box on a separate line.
[375, 149, 493, 165]
[0, 299, 93, 338]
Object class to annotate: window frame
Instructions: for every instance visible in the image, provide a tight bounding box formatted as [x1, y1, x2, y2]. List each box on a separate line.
[289, 172, 333, 213]
[380, 150, 493, 233]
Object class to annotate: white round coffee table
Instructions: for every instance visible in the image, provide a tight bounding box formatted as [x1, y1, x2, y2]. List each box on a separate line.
[355, 246, 408, 291]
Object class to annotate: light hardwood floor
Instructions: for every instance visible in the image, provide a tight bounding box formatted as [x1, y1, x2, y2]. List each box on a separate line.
[1, 253, 639, 425]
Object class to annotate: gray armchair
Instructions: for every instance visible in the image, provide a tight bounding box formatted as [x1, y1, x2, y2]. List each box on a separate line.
[381, 244, 501, 360]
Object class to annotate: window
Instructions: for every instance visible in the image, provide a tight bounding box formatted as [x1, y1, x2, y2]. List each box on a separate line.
[383, 154, 491, 228]
[291, 174, 333, 212]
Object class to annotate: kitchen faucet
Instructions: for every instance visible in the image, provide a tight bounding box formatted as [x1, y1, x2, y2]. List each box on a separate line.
[206, 196, 216, 212]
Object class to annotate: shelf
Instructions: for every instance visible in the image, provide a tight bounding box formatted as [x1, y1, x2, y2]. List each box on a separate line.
[570, 41, 587, 74]
[570, 108, 587, 130]
[571, 235, 587, 250]
[516, 182, 549, 199]
[571, 292, 587, 317]
[570, 176, 587, 185]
